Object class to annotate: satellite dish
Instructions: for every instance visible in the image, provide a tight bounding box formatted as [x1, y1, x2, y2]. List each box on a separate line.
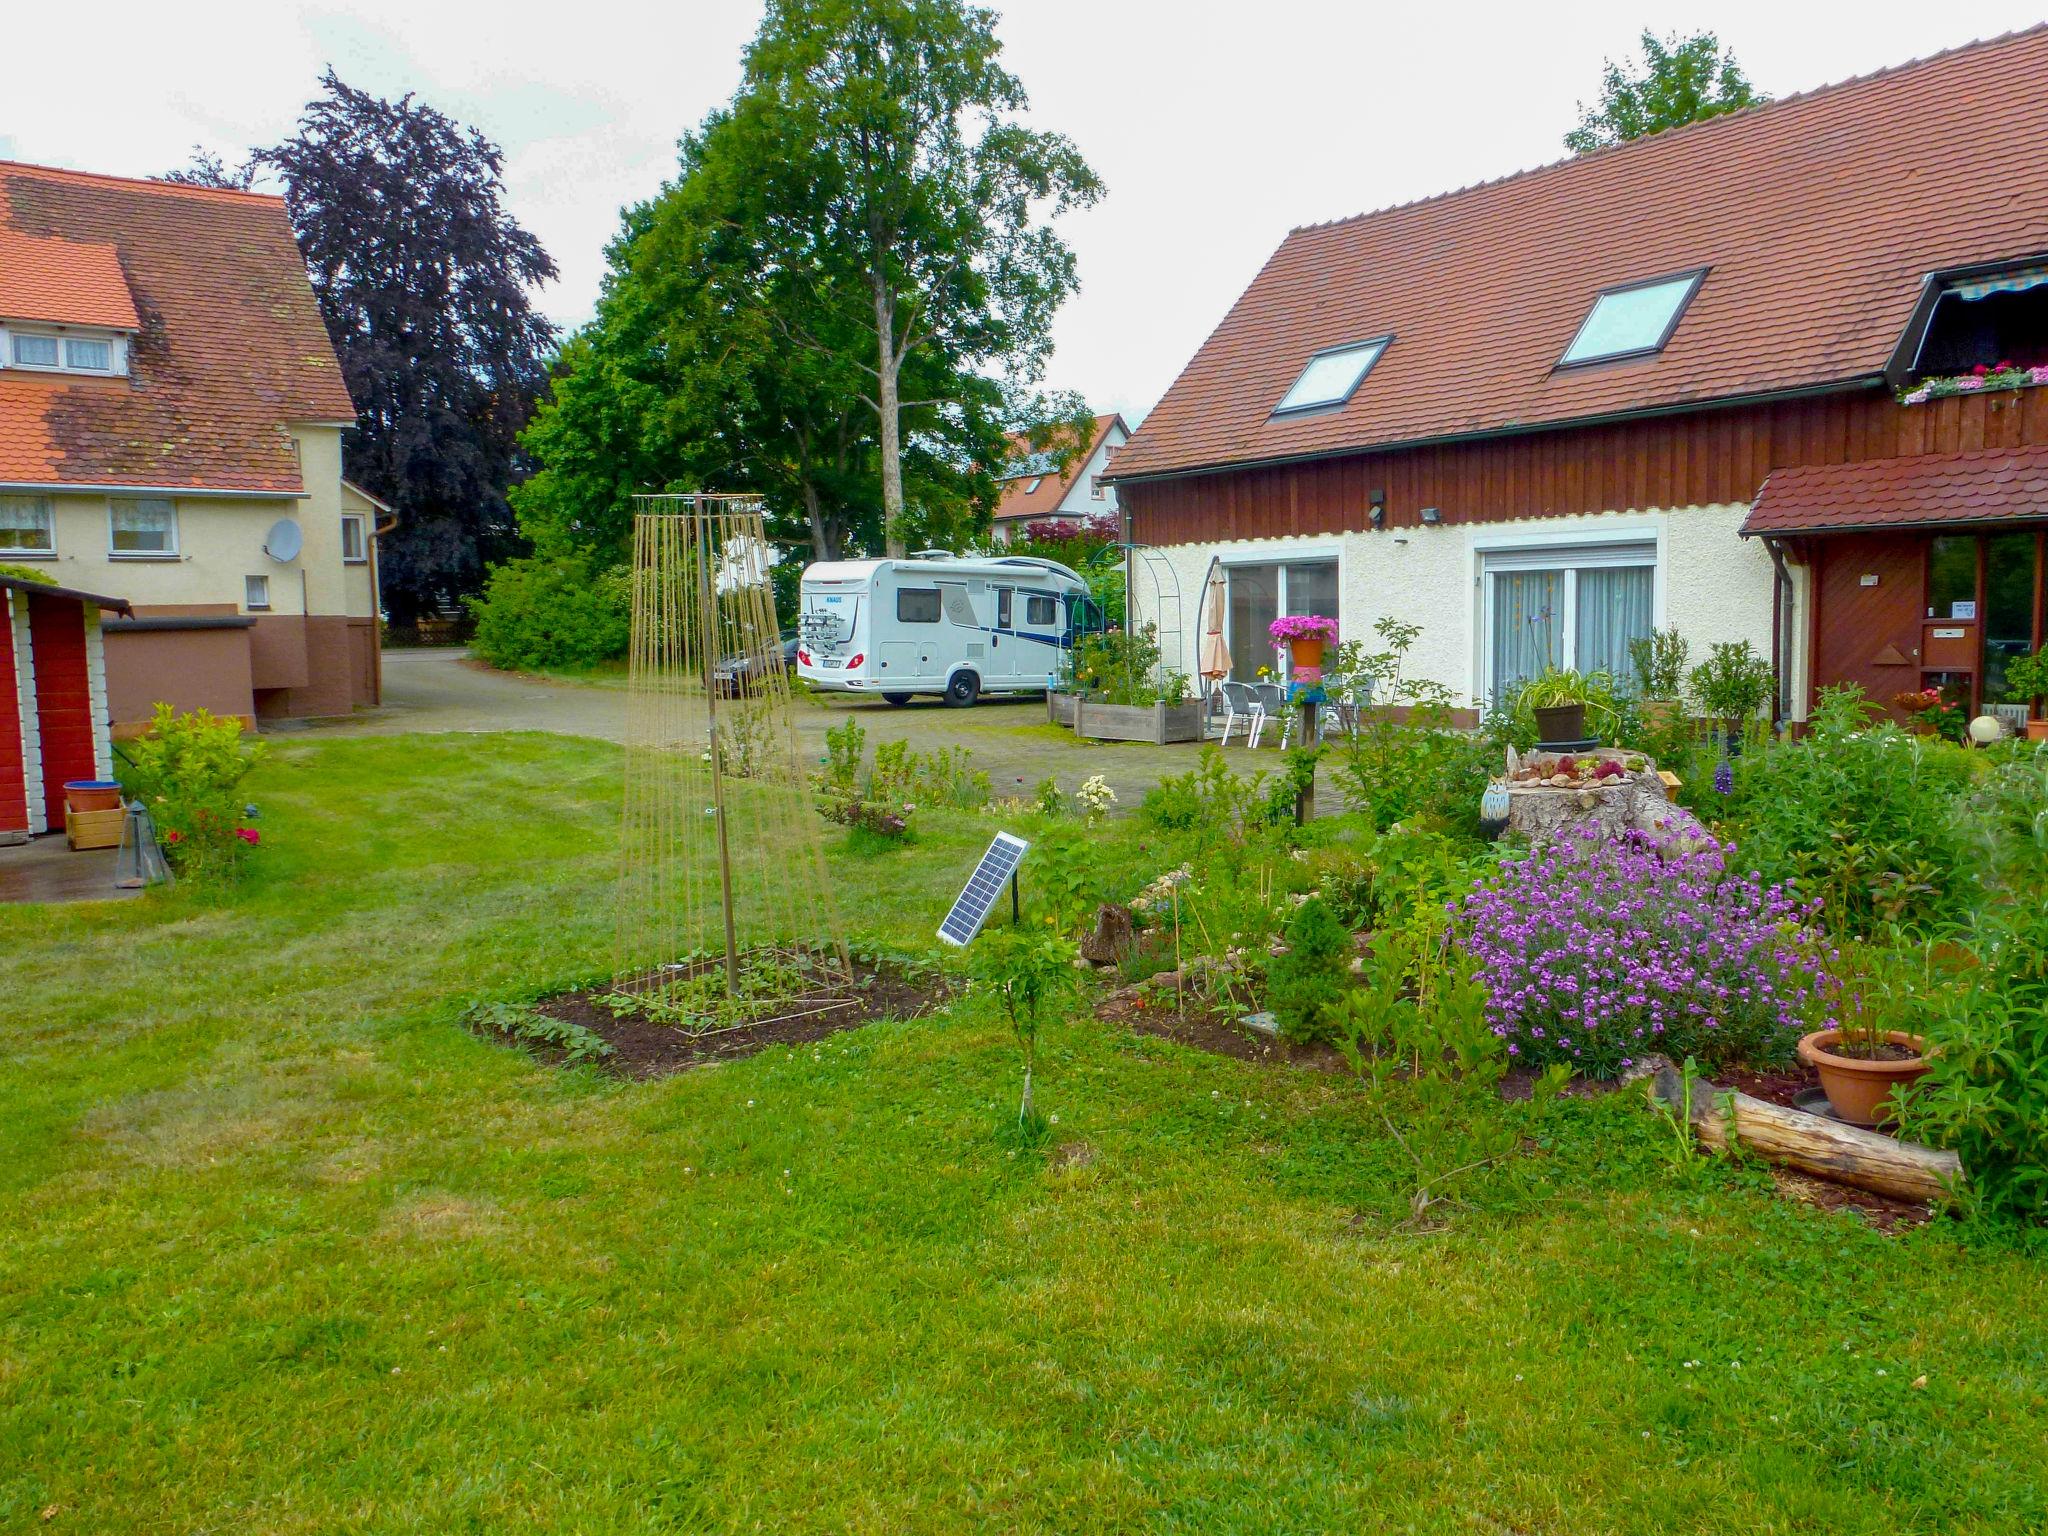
[263, 518, 303, 563]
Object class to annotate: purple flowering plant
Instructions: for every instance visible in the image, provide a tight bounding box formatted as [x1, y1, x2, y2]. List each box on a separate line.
[1456, 826, 1830, 1078]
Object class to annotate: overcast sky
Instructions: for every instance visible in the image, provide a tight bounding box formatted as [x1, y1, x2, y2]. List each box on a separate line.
[9, 2, 2043, 424]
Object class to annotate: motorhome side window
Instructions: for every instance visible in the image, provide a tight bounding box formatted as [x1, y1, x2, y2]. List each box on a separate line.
[1026, 594, 1057, 626]
[898, 588, 941, 623]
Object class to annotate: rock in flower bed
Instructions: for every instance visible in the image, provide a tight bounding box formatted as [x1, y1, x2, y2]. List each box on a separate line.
[1457, 825, 1829, 1077]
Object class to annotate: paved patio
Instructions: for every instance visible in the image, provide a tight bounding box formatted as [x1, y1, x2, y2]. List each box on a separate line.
[0, 836, 140, 905]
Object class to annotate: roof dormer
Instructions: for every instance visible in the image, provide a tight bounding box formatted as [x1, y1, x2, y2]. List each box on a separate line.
[0, 225, 139, 377]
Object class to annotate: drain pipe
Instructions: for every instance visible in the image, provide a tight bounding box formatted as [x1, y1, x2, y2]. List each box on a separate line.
[1764, 537, 1795, 726]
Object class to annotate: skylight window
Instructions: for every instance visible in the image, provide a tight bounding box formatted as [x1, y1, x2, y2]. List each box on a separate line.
[1558, 270, 1706, 366]
[1274, 337, 1390, 415]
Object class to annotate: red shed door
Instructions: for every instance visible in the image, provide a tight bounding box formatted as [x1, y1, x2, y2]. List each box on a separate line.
[27, 593, 95, 828]
[0, 599, 25, 834]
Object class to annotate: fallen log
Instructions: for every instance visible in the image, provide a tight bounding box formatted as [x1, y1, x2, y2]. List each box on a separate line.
[1646, 1062, 1961, 1205]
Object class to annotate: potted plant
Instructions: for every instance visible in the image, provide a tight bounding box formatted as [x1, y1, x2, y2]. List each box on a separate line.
[2001, 647, 2048, 740]
[1796, 956, 1930, 1127]
[1269, 614, 1338, 679]
[1627, 627, 1690, 726]
[1520, 667, 1595, 744]
[1688, 641, 1775, 752]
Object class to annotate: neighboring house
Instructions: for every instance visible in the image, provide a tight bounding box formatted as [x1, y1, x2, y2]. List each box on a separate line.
[1106, 28, 2048, 724]
[0, 161, 381, 735]
[991, 414, 1129, 544]
[1, 573, 126, 838]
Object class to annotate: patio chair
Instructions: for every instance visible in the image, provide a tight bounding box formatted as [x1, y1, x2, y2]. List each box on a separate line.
[1250, 682, 1288, 749]
[1217, 680, 1263, 746]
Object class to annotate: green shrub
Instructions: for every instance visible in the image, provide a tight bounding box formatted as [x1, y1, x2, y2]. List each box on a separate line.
[1627, 627, 1690, 699]
[1689, 640, 1776, 729]
[1897, 901, 2048, 1230]
[1717, 686, 1978, 935]
[1069, 622, 1183, 704]
[120, 704, 266, 883]
[1141, 747, 1280, 842]
[1268, 896, 1352, 1043]
[468, 556, 629, 672]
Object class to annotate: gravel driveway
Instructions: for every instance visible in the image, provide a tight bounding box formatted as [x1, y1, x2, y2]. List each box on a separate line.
[295, 648, 1290, 808]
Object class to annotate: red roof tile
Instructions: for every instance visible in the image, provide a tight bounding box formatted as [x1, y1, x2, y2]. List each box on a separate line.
[1113, 26, 2048, 482]
[1743, 444, 2048, 536]
[994, 413, 1124, 521]
[0, 225, 140, 329]
[0, 161, 355, 493]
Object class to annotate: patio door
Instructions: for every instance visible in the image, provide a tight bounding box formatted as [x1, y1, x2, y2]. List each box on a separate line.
[1225, 559, 1339, 682]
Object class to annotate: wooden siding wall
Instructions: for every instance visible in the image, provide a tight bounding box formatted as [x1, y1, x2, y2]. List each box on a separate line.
[1123, 387, 2048, 544]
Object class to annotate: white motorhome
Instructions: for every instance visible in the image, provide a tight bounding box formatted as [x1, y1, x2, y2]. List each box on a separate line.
[796, 554, 1096, 705]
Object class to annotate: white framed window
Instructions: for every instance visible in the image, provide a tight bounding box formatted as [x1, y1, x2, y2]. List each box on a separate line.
[1480, 540, 1657, 703]
[1089, 477, 1105, 499]
[11, 333, 59, 368]
[0, 494, 55, 555]
[3, 326, 124, 375]
[109, 497, 177, 557]
[245, 574, 271, 611]
[341, 513, 367, 563]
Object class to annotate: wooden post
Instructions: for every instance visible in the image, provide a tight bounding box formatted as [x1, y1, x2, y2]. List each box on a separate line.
[1296, 699, 1318, 824]
[694, 499, 740, 990]
[1647, 1063, 1960, 1204]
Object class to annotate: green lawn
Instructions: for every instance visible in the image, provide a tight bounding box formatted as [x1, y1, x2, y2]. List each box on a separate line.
[3, 733, 2044, 1533]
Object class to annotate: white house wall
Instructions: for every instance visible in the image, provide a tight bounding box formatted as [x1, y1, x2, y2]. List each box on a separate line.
[1131, 504, 1807, 718]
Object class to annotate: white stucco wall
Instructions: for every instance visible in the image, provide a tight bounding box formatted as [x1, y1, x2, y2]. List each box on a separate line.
[1052, 423, 1127, 517]
[5, 424, 357, 620]
[1131, 503, 1808, 718]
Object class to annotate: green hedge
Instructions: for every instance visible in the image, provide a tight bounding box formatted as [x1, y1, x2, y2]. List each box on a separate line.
[467, 556, 630, 672]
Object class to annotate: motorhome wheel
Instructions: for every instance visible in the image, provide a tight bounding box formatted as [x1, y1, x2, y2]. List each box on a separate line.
[943, 671, 980, 708]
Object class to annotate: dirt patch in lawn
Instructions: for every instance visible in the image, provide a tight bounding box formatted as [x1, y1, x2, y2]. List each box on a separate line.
[1097, 986, 1349, 1072]
[503, 957, 950, 1080]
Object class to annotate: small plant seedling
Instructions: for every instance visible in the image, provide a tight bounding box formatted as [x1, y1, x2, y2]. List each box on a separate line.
[967, 925, 1078, 1130]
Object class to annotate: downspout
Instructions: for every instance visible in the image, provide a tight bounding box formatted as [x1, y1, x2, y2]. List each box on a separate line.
[1763, 536, 1794, 727]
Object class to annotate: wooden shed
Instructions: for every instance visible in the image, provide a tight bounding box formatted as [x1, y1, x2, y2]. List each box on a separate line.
[1, 575, 130, 839]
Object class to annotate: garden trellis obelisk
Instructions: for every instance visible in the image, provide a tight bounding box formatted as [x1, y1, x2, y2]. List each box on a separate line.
[615, 494, 847, 998]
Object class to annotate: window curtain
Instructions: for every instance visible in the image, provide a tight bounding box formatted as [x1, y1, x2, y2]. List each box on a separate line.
[1574, 566, 1654, 683]
[0, 495, 53, 551]
[111, 500, 174, 551]
[1491, 569, 1562, 700]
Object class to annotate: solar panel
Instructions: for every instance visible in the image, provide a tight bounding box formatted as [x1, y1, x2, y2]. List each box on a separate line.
[937, 831, 1029, 947]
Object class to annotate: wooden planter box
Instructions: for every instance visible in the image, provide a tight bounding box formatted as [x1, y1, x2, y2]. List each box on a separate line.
[1048, 691, 1205, 745]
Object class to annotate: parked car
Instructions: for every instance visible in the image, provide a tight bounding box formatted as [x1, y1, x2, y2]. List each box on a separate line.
[713, 633, 799, 696]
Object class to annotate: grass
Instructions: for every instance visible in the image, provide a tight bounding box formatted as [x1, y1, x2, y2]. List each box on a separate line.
[3, 731, 2045, 1533]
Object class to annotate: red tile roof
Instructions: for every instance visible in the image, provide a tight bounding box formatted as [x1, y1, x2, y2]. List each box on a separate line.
[0, 161, 355, 493]
[1742, 443, 2048, 536]
[0, 226, 140, 329]
[994, 413, 1125, 521]
[1112, 26, 2048, 482]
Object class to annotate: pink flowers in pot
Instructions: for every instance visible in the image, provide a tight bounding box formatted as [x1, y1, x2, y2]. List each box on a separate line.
[1267, 614, 1339, 644]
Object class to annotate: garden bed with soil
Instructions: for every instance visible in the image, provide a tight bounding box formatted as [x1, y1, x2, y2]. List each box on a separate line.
[504, 955, 950, 1079]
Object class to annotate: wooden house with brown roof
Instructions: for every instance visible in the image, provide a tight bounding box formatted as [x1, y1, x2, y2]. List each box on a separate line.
[1106, 27, 2048, 726]
[0, 161, 383, 733]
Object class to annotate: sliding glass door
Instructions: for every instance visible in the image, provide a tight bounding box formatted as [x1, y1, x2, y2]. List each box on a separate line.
[1226, 559, 1338, 681]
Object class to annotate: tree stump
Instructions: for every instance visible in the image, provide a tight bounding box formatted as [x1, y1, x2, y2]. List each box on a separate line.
[1081, 902, 1135, 968]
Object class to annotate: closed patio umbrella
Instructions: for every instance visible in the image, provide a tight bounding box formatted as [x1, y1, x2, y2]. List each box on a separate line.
[1198, 557, 1230, 680]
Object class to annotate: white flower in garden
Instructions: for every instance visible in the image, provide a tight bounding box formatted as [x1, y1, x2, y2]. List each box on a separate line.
[1076, 774, 1117, 822]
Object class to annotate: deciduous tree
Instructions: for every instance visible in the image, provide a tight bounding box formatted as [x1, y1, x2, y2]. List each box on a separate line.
[1565, 30, 1767, 154]
[261, 71, 558, 626]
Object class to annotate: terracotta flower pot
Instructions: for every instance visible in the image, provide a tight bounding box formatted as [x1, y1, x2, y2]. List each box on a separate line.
[1797, 1028, 1929, 1127]
[1532, 702, 1586, 744]
[63, 780, 122, 813]
[1287, 635, 1326, 672]
[2028, 718, 2048, 742]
